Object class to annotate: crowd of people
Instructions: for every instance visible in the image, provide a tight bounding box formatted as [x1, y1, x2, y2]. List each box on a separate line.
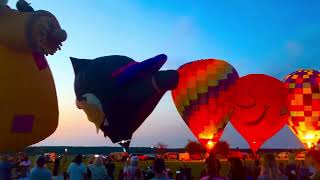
[0, 153, 116, 180]
[1, 150, 320, 180]
[0, 152, 32, 180]
[198, 151, 320, 180]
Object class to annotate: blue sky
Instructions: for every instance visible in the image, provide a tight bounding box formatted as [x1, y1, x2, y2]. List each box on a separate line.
[9, 0, 320, 148]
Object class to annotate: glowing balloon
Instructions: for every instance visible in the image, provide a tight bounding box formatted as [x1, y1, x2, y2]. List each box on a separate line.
[0, 6, 66, 152]
[284, 69, 320, 148]
[172, 59, 239, 150]
[71, 54, 178, 150]
[230, 74, 288, 153]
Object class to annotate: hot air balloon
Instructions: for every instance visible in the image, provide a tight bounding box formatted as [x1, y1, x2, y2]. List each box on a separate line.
[229, 74, 289, 153]
[71, 54, 179, 151]
[0, 6, 66, 152]
[172, 59, 239, 151]
[284, 69, 320, 148]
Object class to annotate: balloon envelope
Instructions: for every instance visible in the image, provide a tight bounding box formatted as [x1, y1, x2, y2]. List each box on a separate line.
[284, 69, 320, 148]
[230, 74, 288, 153]
[172, 59, 239, 150]
[0, 47, 58, 153]
[0, 7, 65, 153]
[71, 54, 179, 149]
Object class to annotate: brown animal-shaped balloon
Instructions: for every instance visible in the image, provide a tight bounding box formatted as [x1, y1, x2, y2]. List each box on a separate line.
[0, 4, 67, 152]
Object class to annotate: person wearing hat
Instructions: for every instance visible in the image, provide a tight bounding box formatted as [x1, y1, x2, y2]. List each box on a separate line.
[30, 156, 52, 180]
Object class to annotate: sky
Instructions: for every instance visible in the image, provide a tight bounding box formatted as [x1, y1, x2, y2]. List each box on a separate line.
[8, 0, 320, 148]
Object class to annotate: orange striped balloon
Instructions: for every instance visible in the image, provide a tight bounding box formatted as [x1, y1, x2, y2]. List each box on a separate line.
[172, 59, 239, 150]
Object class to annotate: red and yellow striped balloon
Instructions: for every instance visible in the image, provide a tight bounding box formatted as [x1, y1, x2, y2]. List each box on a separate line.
[172, 59, 239, 150]
[284, 69, 320, 148]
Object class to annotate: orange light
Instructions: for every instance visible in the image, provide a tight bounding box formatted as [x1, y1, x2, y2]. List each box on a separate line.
[300, 133, 319, 149]
[253, 141, 257, 144]
[199, 133, 214, 140]
[206, 140, 215, 150]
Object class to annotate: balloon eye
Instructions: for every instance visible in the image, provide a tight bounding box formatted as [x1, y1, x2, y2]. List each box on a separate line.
[280, 107, 288, 116]
[236, 95, 256, 109]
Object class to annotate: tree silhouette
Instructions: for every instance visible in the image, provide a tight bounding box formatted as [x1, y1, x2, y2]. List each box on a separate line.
[185, 140, 206, 155]
[212, 141, 230, 156]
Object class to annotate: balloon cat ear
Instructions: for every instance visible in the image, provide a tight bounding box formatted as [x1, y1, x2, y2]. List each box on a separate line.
[70, 57, 92, 75]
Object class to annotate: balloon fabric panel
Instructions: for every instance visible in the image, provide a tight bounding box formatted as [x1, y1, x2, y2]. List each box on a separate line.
[72, 54, 179, 150]
[0, 6, 66, 153]
[0, 46, 58, 153]
[285, 69, 320, 148]
[172, 59, 239, 150]
[229, 74, 289, 153]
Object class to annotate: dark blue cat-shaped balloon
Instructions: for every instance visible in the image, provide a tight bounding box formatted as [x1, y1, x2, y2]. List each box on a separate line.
[70, 54, 178, 150]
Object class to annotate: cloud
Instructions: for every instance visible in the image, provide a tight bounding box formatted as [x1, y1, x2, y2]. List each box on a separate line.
[284, 26, 320, 69]
[261, 25, 320, 80]
[286, 41, 303, 58]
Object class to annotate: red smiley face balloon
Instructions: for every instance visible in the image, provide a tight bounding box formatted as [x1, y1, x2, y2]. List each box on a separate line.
[230, 74, 289, 153]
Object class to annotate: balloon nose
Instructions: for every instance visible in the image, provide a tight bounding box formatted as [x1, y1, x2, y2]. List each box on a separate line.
[48, 29, 67, 44]
[153, 70, 179, 91]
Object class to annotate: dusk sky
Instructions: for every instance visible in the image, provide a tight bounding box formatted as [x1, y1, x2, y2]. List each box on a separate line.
[9, 1, 320, 148]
